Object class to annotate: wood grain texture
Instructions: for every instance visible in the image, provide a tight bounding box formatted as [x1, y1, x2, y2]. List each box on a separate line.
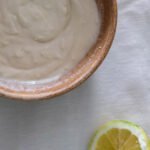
[0, 0, 117, 101]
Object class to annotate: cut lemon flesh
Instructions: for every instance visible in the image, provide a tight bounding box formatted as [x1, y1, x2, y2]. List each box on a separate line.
[89, 120, 150, 150]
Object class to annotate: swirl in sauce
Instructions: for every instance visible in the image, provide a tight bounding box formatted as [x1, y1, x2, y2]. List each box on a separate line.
[0, 0, 100, 81]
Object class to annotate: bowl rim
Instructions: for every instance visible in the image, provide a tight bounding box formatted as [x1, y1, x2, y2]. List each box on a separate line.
[0, 0, 118, 101]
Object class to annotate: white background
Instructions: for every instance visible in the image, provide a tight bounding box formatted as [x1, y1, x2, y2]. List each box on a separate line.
[0, 0, 150, 149]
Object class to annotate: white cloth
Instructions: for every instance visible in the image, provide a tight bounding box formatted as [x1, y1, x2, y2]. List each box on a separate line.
[0, 0, 150, 149]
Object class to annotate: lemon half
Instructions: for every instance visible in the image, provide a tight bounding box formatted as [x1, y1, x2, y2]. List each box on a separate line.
[89, 120, 150, 150]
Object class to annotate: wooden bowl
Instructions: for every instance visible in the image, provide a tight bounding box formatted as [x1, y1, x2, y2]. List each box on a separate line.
[0, 0, 117, 101]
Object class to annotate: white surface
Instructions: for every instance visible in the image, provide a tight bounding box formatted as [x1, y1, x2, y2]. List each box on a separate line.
[0, 0, 150, 150]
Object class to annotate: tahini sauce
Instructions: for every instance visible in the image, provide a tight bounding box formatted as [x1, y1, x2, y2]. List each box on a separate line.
[0, 0, 100, 81]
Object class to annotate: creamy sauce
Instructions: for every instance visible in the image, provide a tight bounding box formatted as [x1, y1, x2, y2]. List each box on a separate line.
[0, 0, 100, 82]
